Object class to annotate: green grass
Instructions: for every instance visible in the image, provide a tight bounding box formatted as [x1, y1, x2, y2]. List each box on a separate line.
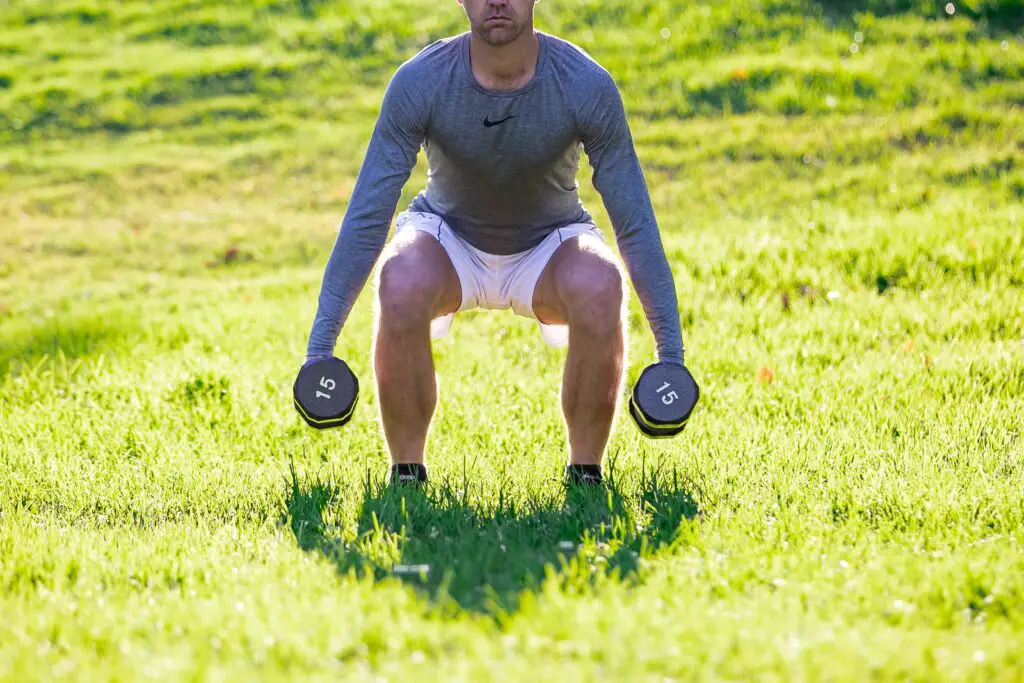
[2, 0, 1023, 680]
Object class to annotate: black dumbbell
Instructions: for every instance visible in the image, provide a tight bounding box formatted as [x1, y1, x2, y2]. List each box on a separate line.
[628, 362, 700, 438]
[293, 357, 360, 430]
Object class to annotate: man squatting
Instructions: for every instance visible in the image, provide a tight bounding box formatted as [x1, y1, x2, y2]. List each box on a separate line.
[305, 0, 685, 486]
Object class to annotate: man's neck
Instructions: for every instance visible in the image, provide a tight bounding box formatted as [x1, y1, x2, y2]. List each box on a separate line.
[468, 29, 540, 91]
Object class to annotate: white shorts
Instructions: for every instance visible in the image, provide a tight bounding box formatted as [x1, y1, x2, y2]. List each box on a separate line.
[392, 210, 606, 347]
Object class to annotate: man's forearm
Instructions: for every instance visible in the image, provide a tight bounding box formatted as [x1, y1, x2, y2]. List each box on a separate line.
[305, 223, 390, 356]
[618, 231, 685, 365]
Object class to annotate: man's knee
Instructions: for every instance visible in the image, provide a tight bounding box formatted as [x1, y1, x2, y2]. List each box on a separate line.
[377, 239, 449, 325]
[558, 249, 625, 335]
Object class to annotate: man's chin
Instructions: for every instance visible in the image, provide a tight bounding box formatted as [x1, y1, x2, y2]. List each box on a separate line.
[479, 26, 521, 46]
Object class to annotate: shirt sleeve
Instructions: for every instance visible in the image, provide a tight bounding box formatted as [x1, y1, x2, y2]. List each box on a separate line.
[575, 69, 685, 364]
[305, 63, 428, 356]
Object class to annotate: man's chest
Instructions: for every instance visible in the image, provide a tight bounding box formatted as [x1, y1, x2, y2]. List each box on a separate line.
[425, 86, 581, 177]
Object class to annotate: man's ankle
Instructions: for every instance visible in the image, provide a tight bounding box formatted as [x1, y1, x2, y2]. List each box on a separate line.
[390, 462, 428, 485]
[565, 463, 602, 485]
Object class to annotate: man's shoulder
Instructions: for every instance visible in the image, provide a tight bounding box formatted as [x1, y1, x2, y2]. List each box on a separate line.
[384, 33, 462, 105]
[542, 32, 616, 91]
[395, 33, 464, 80]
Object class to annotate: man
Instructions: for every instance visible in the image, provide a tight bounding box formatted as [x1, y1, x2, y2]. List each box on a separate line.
[305, 0, 685, 486]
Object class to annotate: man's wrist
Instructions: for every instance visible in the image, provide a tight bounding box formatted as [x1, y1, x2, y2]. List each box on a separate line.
[658, 352, 685, 367]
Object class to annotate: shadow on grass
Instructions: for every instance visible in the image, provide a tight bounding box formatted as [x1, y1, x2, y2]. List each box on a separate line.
[284, 463, 702, 614]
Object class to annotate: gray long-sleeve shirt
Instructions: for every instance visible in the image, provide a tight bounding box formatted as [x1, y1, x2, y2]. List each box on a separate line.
[307, 30, 684, 363]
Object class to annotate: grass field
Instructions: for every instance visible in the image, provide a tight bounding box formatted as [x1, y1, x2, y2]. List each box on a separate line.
[2, 0, 1024, 680]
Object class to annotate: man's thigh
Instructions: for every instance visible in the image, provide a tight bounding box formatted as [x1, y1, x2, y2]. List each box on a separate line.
[532, 232, 623, 325]
[378, 229, 463, 318]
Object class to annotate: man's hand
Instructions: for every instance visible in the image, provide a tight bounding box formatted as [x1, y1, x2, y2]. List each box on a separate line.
[303, 354, 334, 367]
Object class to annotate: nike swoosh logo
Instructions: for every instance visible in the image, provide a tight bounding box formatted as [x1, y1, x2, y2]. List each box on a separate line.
[483, 115, 517, 128]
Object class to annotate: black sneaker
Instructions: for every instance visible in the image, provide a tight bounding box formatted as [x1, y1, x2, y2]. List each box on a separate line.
[389, 463, 427, 487]
[565, 463, 603, 487]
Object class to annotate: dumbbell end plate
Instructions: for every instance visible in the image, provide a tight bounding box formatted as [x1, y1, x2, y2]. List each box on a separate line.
[292, 357, 359, 431]
[629, 363, 700, 439]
